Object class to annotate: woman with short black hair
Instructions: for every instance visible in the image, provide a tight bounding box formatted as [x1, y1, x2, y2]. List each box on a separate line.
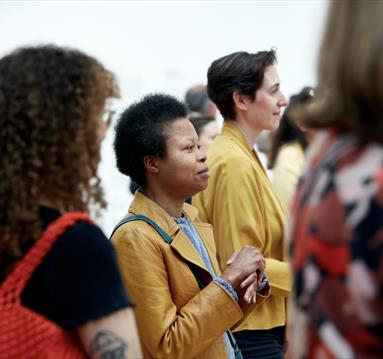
[112, 93, 269, 359]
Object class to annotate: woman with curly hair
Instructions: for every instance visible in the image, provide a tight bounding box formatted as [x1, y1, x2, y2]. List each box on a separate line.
[0, 45, 141, 358]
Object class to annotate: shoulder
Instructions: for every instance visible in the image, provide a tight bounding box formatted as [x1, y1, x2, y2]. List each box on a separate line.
[56, 220, 112, 254]
[334, 141, 383, 206]
[274, 143, 305, 176]
[111, 217, 167, 255]
[296, 135, 383, 233]
[277, 142, 304, 163]
[209, 134, 246, 159]
[208, 140, 255, 174]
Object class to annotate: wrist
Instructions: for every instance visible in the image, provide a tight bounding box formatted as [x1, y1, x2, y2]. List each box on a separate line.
[214, 277, 239, 302]
[220, 268, 241, 289]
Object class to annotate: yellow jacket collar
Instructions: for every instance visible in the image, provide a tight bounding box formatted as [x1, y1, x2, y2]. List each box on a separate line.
[221, 121, 266, 172]
[130, 190, 198, 225]
[128, 191, 218, 275]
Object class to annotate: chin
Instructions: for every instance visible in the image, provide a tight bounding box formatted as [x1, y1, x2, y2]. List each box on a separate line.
[270, 121, 281, 131]
[188, 182, 208, 198]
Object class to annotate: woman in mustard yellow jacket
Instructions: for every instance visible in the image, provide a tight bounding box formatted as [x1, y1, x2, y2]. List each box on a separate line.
[111, 94, 270, 359]
[193, 50, 291, 358]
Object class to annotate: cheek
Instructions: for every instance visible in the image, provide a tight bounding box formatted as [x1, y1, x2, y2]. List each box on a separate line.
[170, 155, 196, 175]
[256, 94, 275, 112]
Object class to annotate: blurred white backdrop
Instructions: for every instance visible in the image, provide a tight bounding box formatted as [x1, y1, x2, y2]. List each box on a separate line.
[0, 0, 328, 234]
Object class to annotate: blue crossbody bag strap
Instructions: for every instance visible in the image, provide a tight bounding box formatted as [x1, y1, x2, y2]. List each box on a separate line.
[110, 214, 243, 359]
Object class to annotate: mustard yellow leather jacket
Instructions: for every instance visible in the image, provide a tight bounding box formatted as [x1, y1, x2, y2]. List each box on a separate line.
[112, 191, 268, 359]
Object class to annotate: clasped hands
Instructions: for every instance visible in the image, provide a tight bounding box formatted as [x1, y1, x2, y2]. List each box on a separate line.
[220, 246, 266, 304]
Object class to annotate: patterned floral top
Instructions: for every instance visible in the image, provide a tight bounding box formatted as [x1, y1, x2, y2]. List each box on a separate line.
[288, 129, 383, 358]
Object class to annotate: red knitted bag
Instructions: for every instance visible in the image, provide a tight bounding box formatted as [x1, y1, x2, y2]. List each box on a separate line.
[0, 212, 94, 359]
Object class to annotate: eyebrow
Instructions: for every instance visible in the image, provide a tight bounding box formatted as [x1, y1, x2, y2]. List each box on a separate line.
[269, 83, 280, 91]
[180, 136, 198, 144]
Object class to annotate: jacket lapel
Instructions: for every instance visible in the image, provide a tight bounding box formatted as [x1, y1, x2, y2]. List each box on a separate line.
[129, 191, 211, 274]
[170, 228, 209, 273]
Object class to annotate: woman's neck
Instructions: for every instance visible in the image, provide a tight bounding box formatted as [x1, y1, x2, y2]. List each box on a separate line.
[141, 187, 184, 218]
[231, 115, 261, 147]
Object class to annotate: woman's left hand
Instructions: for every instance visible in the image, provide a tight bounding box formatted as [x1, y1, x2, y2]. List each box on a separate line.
[240, 272, 262, 303]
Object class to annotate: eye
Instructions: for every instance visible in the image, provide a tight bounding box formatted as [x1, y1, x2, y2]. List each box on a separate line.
[185, 144, 194, 152]
[197, 144, 202, 150]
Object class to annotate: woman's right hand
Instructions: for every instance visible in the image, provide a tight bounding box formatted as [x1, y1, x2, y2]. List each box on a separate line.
[220, 246, 265, 302]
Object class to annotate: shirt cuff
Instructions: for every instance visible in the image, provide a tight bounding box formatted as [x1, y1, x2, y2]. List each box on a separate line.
[214, 277, 238, 302]
[257, 273, 268, 292]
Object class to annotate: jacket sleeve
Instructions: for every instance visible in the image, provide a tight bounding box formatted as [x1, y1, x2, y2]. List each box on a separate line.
[112, 225, 243, 359]
[195, 156, 292, 298]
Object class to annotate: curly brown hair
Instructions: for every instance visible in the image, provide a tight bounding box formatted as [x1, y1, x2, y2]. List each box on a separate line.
[0, 45, 119, 278]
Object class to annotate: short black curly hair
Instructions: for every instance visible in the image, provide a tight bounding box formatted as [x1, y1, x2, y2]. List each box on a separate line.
[207, 50, 276, 120]
[114, 94, 187, 187]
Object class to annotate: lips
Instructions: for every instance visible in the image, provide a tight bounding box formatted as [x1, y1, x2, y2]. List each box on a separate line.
[273, 111, 281, 116]
[197, 167, 209, 175]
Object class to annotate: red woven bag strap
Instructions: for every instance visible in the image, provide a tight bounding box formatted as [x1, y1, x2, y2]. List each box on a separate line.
[0, 212, 93, 301]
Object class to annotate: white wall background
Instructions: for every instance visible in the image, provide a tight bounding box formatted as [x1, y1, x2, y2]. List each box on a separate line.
[0, 0, 328, 234]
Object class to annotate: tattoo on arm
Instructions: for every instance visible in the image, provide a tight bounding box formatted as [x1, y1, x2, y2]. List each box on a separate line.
[90, 330, 128, 359]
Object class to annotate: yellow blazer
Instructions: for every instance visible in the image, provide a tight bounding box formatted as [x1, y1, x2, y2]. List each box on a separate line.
[112, 191, 268, 359]
[194, 122, 292, 331]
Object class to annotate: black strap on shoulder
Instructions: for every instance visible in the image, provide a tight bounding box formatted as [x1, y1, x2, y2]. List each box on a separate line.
[110, 214, 243, 359]
[110, 214, 173, 245]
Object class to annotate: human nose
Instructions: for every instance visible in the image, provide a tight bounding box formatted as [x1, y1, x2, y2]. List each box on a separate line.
[197, 146, 207, 162]
[278, 93, 288, 108]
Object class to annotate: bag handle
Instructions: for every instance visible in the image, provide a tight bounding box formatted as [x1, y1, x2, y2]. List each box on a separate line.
[111, 214, 243, 359]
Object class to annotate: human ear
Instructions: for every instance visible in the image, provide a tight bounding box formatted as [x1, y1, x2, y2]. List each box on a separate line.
[232, 91, 249, 111]
[143, 156, 160, 174]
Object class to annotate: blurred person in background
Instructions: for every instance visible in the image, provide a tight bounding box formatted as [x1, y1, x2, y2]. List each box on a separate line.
[112, 94, 270, 359]
[255, 130, 274, 180]
[0, 45, 141, 358]
[189, 115, 219, 154]
[289, 1, 383, 358]
[194, 50, 291, 358]
[269, 86, 314, 209]
[185, 84, 217, 118]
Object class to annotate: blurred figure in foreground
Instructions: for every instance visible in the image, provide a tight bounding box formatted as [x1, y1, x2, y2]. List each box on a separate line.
[269, 87, 314, 209]
[0, 45, 141, 358]
[289, 1, 383, 358]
